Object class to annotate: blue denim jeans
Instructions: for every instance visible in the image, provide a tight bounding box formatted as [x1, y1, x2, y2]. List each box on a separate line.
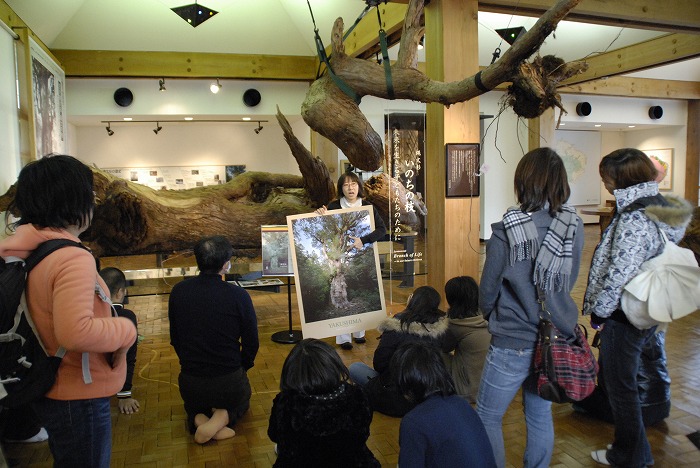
[348, 362, 379, 387]
[476, 345, 553, 468]
[33, 397, 112, 468]
[600, 320, 656, 467]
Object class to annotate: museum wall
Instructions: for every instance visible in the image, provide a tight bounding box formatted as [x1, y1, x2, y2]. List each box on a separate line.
[0, 25, 20, 196]
[68, 80, 687, 239]
[479, 94, 689, 239]
[66, 78, 311, 175]
[1, 71, 691, 243]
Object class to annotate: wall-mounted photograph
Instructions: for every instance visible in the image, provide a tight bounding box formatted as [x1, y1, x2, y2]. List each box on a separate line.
[30, 38, 67, 159]
[287, 206, 386, 339]
[644, 148, 673, 191]
[445, 143, 480, 197]
[261, 225, 293, 276]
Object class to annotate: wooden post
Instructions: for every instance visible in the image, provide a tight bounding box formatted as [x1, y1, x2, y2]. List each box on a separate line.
[425, 0, 481, 291]
[528, 108, 556, 152]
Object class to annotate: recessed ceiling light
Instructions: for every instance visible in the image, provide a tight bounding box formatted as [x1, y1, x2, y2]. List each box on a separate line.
[560, 123, 565, 126]
[123, 117, 132, 121]
[184, 117, 194, 121]
[628, 125, 636, 128]
[594, 124, 601, 127]
[242, 117, 251, 121]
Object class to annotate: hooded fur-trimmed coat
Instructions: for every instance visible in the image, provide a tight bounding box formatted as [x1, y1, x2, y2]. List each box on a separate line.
[366, 313, 449, 417]
[584, 182, 694, 321]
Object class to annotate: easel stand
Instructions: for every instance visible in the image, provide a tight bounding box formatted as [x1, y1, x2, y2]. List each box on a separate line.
[271, 276, 302, 344]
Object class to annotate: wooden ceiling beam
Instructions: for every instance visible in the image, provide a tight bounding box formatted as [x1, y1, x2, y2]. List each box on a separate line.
[563, 33, 700, 85]
[479, 0, 700, 33]
[559, 76, 700, 99]
[52, 49, 319, 81]
[324, 2, 408, 60]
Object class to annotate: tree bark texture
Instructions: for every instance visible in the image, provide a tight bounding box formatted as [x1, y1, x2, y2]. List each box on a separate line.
[299, 0, 586, 171]
[0, 165, 421, 257]
[1, 0, 586, 258]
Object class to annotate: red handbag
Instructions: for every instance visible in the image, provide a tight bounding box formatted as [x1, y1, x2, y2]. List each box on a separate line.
[533, 287, 598, 403]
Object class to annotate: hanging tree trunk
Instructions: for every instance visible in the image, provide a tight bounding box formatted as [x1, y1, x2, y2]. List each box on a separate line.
[1, 0, 586, 257]
[293, 0, 587, 171]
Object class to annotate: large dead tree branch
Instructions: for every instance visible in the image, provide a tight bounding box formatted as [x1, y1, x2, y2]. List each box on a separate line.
[301, 0, 587, 171]
[0, 163, 422, 256]
[1, 0, 586, 258]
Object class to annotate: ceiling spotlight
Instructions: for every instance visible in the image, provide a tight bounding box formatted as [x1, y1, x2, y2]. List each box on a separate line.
[159, 78, 166, 91]
[254, 123, 263, 134]
[496, 26, 527, 46]
[105, 123, 114, 136]
[210, 79, 221, 94]
[171, 2, 218, 28]
[153, 122, 162, 134]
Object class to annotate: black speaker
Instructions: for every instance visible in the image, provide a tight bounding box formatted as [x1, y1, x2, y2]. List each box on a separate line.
[576, 102, 591, 117]
[649, 106, 663, 119]
[243, 89, 261, 107]
[114, 88, 134, 107]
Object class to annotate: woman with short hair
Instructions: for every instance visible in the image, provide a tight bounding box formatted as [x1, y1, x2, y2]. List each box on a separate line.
[393, 341, 496, 468]
[441, 276, 490, 404]
[584, 148, 692, 466]
[476, 148, 584, 467]
[0, 155, 137, 468]
[314, 171, 387, 350]
[268, 339, 379, 467]
[348, 285, 448, 417]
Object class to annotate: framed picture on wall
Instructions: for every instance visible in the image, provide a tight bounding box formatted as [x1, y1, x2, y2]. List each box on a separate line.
[445, 143, 480, 197]
[261, 225, 293, 276]
[644, 148, 673, 191]
[29, 38, 67, 159]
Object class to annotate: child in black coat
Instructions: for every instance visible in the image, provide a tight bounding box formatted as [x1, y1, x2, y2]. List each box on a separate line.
[268, 339, 379, 467]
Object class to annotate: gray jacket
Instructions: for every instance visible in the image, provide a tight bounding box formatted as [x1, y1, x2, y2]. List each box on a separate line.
[583, 182, 693, 319]
[480, 209, 585, 349]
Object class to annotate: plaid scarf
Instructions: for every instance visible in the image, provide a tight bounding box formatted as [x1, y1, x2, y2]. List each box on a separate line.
[502, 204, 578, 291]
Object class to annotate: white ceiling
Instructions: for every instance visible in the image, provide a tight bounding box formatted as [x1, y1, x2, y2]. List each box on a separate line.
[8, 0, 697, 71]
[6, 0, 699, 131]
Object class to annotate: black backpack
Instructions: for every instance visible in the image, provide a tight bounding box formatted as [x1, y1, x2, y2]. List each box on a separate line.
[0, 239, 85, 408]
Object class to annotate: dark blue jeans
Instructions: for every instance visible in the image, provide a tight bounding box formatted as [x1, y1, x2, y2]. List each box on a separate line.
[33, 396, 112, 468]
[600, 320, 656, 467]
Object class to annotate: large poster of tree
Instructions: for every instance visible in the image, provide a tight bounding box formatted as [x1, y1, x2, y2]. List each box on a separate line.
[287, 206, 386, 339]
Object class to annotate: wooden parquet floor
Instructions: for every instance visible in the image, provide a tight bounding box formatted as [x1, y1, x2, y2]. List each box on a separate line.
[4, 225, 700, 467]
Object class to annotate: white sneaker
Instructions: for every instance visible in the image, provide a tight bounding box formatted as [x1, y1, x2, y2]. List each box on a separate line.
[591, 449, 611, 465]
[5, 427, 48, 443]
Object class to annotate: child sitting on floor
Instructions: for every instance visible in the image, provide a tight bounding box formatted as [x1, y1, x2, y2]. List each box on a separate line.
[393, 341, 496, 468]
[268, 339, 379, 467]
